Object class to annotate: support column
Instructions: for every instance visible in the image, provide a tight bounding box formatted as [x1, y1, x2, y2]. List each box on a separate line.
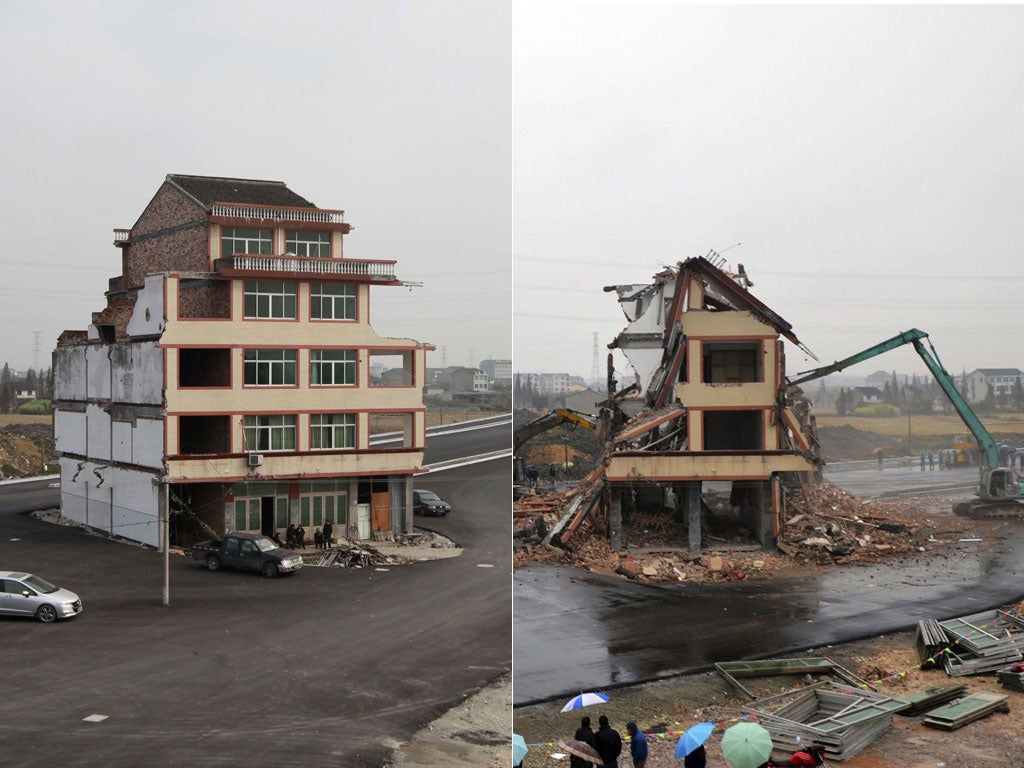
[609, 485, 622, 552]
[687, 481, 702, 553]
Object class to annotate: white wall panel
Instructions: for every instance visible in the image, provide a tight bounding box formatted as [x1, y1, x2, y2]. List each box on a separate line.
[86, 404, 111, 462]
[126, 275, 166, 339]
[54, 410, 87, 454]
[86, 346, 112, 400]
[112, 420, 133, 464]
[111, 342, 163, 405]
[133, 418, 165, 469]
[53, 346, 88, 401]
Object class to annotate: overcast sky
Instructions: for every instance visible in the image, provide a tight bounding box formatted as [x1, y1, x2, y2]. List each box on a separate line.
[0, 1, 511, 374]
[515, 3, 1024, 386]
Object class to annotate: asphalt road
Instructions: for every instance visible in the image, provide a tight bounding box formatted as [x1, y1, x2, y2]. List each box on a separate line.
[513, 461, 1024, 705]
[0, 421, 511, 768]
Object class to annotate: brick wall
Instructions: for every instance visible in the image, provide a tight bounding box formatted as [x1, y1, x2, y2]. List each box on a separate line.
[91, 297, 137, 339]
[122, 183, 210, 289]
[179, 280, 232, 319]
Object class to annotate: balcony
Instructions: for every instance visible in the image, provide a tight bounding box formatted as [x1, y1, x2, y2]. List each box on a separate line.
[210, 203, 346, 227]
[113, 228, 131, 246]
[215, 254, 398, 282]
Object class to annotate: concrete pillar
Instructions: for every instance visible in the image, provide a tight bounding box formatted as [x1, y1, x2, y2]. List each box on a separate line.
[686, 482, 702, 553]
[609, 485, 622, 552]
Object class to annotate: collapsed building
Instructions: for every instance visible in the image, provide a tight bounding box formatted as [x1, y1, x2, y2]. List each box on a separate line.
[548, 255, 823, 551]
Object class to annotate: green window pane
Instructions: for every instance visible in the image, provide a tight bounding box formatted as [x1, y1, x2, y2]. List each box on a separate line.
[313, 497, 323, 526]
[276, 498, 288, 529]
[234, 501, 246, 532]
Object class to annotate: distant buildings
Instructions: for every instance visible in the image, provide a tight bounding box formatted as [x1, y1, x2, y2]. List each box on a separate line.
[965, 368, 1024, 404]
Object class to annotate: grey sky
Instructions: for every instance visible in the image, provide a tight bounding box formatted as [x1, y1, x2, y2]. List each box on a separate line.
[515, 4, 1024, 385]
[0, 1, 511, 373]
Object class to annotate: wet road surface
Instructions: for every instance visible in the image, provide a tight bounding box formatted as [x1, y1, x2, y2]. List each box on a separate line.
[513, 460, 1024, 705]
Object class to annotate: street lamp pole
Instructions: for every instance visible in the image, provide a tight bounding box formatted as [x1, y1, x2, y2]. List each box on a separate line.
[163, 481, 170, 606]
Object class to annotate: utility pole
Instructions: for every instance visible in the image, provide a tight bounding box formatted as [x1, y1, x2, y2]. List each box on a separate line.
[32, 331, 41, 370]
[591, 332, 599, 389]
[163, 481, 170, 606]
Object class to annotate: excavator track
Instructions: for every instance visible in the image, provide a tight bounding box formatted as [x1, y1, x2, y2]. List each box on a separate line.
[953, 500, 1024, 519]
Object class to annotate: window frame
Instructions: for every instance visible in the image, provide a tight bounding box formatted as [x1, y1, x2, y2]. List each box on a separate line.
[243, 415, 297, 452]
[286, 230, 331, 258]
[310, 283, 357, 321]
[222, 227, 273, 256]
[244, 349, 298, 387]
[310, 349, 357, 387]
[310, 413, 357, 450]
[244, 281, 297, 320]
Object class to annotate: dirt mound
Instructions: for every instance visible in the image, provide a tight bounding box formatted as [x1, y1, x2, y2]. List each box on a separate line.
[818, 424, 907, 462]
[0, 423, 54, 480]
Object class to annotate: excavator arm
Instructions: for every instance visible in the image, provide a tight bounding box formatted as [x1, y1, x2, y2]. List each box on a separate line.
[513, 408, 596, 455]
[788, 328, 1020, 503]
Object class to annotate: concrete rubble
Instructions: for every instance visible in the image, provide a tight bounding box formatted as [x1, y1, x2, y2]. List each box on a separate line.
[514, 481, 982, 582]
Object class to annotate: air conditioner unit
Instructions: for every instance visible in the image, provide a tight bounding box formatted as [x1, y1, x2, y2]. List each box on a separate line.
[247, 453, 264, 467]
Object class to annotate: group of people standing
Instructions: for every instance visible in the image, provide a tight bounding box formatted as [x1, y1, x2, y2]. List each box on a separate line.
[566, 714, 697, 768]
[565, 714, 707, 768]
[283, 520, 334, 550]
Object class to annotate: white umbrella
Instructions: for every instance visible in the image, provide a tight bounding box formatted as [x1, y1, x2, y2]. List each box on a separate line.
[560, 691, 611, 712]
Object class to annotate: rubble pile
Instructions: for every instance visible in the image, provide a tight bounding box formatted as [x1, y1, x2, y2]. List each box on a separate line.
[0, 423, 53, 479]
[514, 482, 983, 583]
[308, 538, 412, 568]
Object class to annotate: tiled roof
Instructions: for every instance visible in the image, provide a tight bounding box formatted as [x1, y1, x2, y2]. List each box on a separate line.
[166, 174, 316, 209]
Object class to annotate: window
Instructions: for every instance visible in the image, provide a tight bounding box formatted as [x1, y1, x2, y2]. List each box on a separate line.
[311, 413, 356, 450]
[310, 350, 356, 386]
[244, 349, 297, 386]
[244, 281, 297, 319]
[222, 227, 272, 256]
[286, 231, 330, 258]
[311, 283, 356, 320]
[244, 415, 296, 451]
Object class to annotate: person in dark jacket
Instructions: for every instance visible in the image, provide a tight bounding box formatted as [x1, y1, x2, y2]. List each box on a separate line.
[323, 519, 334, 549]
[593, 715, 622, 768]
[683, 744, 707, 768]
[295, 523, 306, 548]
[571, 715, 596, 768]
[625, 722, 647, 768]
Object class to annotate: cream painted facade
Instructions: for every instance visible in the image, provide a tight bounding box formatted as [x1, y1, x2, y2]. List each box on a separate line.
[54, 174, 429, 548]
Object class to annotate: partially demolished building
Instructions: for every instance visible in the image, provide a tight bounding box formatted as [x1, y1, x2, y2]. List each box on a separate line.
[551, 256, 822, 551]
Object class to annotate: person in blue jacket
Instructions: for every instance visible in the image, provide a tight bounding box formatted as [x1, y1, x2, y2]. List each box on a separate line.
[625, 722, 647, 768]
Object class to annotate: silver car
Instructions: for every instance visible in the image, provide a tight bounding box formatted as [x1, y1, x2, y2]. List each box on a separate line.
[0, 571, 83, 623]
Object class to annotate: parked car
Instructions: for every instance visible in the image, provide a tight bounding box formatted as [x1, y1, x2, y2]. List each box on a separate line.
[413, 489, 451, 516]
[191, 532, 303, 577]
[0, 571, 83, 623]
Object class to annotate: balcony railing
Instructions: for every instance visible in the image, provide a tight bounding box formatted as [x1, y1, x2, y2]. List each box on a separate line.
[211, 203, 345, 225]
[113, 228, 131, 246]
[216, 254, 397, 281]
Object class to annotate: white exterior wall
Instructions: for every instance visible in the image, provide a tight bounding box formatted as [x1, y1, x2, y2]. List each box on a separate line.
[54, 409, 87, 455]
[60, 457, 161, 548]
[110, 342, 164, 404]
[126, 275, 166, 338]
[53, 346, 88, 401]
[86, 346, 112, 400]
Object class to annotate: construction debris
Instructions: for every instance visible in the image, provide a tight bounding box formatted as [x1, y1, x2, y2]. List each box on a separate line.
[714, 657, 872, 700]
[996, 662, 1024, 693]
[742, 681, 910, 760]
[514, 481, 983, 583]
[896, 683, 968, 716]
[921, 691, 1010, 731]
[306, 538, 412, 568]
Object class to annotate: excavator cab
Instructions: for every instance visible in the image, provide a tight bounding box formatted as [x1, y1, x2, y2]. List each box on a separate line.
[980, 467, 1022, 502]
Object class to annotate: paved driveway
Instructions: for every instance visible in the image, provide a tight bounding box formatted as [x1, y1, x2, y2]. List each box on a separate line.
[0, 457, 510, 768]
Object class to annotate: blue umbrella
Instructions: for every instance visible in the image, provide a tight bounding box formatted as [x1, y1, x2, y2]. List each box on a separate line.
[513, 733, 528, 765]
[675, 722, 715, 758]
[560, 691, 611, 712]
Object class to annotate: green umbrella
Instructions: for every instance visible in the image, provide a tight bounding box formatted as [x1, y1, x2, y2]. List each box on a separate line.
[720, 722, 774, 768]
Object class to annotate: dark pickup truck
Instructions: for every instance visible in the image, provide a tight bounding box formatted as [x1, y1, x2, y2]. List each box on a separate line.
[192, 532, 303, 578]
